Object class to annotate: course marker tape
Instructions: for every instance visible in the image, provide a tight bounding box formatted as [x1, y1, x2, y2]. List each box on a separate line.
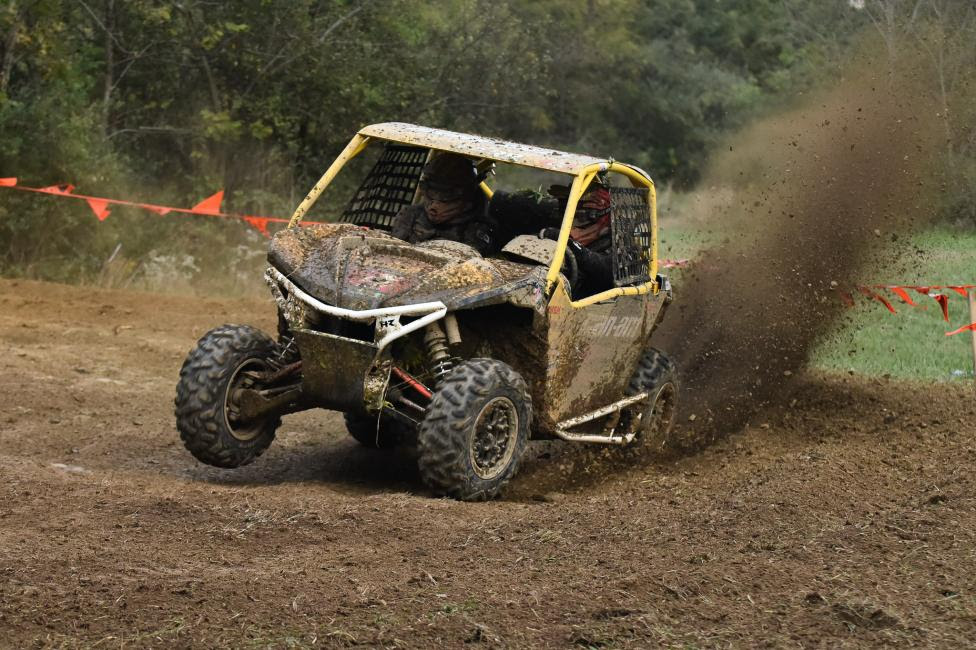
[0, 178, 322, 237]
[5, 178, 975, 336]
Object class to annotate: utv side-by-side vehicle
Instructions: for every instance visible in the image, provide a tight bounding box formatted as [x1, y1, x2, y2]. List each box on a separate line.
[175, 123, 678, 500]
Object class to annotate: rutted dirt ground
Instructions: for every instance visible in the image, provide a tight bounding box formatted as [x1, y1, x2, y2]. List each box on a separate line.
[1, 278, 975, 648]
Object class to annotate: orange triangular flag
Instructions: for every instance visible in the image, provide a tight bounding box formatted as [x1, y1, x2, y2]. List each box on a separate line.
[244, 216, 271, 237]
[191, 190, 224, 215]
[888, 286, 916, 306]
[932, 293, 949, 322]
[857, 286, 896, 313]
[87, 198, 111, 221]
[0, 178, 16, 186]
[949, 286, 971, 298]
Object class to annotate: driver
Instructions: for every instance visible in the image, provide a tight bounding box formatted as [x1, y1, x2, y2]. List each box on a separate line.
[392, 152, 498, 255]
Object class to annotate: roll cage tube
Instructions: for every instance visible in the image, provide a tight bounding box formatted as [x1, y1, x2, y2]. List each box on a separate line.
[289, 134, 496, 228]
[544, 162, 659, 308]
[288, 134, 371, 227]
[286, 134, 658, 308]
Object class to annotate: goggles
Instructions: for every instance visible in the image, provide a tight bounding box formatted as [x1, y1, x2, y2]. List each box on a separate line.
[421, 183, 466, 203]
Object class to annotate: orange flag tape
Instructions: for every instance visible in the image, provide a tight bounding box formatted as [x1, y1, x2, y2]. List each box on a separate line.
[834, 284, 976, 336]
[947, 322, 976, 337]
[0, 178, 323, 237]
[6, 179, 976, 319]
[660, 258, 690, 269]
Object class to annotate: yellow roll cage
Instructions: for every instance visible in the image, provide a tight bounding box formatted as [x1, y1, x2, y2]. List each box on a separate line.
[287, 125, 659, 309]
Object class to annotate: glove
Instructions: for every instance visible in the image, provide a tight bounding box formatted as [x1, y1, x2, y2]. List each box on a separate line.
[539, 228, 584, 271]
[566, 238, 586, 259]
[566, 239, 592, 275]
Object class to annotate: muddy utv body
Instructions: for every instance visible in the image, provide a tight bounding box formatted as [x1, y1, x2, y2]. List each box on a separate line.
[175, 123, 677, 500]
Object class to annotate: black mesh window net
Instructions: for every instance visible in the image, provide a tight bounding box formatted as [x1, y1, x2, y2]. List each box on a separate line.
[341, 144, 429, 230]
[609, 187, 652, 287]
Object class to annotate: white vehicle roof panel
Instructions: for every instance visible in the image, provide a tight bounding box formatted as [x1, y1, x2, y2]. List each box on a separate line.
[359, 122, 609, 175]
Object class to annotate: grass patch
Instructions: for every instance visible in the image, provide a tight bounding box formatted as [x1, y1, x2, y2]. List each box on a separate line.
[657, 220, 976, 381]
[811, 228, 976, 381]
[658, 217, 718, 262]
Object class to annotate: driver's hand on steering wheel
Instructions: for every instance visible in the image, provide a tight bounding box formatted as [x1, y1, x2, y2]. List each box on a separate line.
[539, 227, 582, 285]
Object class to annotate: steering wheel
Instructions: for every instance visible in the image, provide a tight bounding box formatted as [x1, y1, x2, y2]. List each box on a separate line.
[561, 244, 579, 289]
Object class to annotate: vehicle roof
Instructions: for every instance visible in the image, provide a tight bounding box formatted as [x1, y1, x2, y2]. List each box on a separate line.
[359, 122, 611, 175]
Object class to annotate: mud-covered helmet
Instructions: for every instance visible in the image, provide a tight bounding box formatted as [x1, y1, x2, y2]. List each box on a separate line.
[546, 178, 612, 227]
[420, 152, 479, 202]
[573, 185, 611, 227]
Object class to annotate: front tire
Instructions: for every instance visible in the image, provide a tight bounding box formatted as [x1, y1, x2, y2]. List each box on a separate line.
[175, 324, 281, 468]
[417, 359, 530, 501]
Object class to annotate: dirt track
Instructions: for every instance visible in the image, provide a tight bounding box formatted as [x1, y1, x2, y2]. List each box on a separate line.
[1, 278, 975, 648]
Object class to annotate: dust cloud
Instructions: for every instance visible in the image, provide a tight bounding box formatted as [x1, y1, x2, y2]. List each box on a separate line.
[655, 56, 945, 445]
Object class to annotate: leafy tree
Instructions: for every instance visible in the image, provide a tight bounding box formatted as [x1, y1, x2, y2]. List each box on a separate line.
[12, 0, 970, 283]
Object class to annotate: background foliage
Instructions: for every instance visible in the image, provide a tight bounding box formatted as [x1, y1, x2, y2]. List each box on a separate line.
[0, 0, 972, 288]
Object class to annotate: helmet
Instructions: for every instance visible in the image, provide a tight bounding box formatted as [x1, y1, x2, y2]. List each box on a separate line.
[546, 182, 612, 227]
[574, 186, 611, 227]
[420, 153, 479, 201]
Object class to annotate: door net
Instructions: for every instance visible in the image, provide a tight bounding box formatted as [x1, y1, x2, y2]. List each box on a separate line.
[608, 187, 652, 287]
[341, 144, 429, 230]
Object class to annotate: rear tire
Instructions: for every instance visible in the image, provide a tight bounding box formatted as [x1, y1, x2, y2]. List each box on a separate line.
[175, 324, 281, 468]
[417, 359, 530, 501]
[623, 348, 678, 451]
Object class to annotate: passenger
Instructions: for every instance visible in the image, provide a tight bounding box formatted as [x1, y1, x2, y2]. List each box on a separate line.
[539, 181, 615, 298]
[392, 152, 498, 255]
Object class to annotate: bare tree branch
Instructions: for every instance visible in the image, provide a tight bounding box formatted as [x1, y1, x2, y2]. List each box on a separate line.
[242, 0, 369, 96]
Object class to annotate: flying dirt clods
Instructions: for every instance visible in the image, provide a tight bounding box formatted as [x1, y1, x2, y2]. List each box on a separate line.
[656, 58, 946, 445]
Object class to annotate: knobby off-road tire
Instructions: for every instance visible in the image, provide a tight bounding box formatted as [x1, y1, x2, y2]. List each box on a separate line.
[175, 324, 281, 468]
[344, 412, 406, 449]
[625, 348, 678, 452]
[417, 359, 531, 501]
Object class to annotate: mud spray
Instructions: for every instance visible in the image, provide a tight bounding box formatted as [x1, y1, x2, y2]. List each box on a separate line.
[513, 49, 955, 496]
[654, 55, 946, 447]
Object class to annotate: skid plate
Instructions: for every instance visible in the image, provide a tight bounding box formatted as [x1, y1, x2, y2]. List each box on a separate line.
[294, 328, 383, 412]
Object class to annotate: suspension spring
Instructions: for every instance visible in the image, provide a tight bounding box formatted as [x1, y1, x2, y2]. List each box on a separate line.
[424, 323, 454, 384]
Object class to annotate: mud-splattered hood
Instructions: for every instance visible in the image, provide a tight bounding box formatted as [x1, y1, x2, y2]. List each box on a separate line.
[268, 223, 544, 311]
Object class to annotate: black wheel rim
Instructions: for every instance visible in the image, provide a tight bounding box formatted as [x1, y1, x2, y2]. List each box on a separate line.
[224, 358, 271, 442]
[615, 381, 677, 448]
[470, 397, 519, 480]
[644, 382, 677, 448]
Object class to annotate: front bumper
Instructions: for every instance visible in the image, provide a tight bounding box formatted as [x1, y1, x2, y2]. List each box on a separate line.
[266, 266, 446, 351]
[266, 266, 446, 413]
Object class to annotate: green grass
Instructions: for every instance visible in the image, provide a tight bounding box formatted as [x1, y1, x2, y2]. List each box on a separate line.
[658, 218, 720, 262]
[658, 221, 976, 381]
[811, 228, 976, 381]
